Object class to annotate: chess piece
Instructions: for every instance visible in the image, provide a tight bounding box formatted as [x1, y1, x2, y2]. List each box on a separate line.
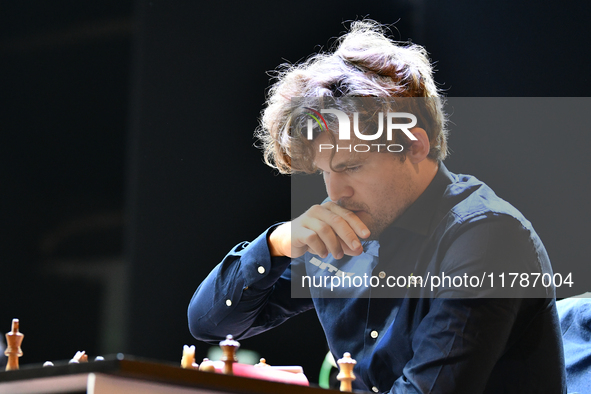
[181, 345, 198, 369]
[198, 358, 215, 372]
[4, 319, 24, 371]
[69, 351, 88, 363]
[94, 356, 105, 361]
[254, 358, 270, 367]
[337, 352, 356, 392]
[219, 334, 239, 375]
[43, 361, 54, 367]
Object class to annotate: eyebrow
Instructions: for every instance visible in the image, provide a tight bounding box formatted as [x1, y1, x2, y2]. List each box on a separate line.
[332, 159, 363, 171]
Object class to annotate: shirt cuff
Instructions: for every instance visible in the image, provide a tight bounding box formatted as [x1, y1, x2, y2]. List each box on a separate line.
[239, 223, 292, 290]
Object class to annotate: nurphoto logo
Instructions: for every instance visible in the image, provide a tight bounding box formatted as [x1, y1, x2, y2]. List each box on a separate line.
[303, 107, 418, 153]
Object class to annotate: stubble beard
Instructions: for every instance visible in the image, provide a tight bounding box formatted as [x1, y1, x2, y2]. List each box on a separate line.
[337, 200, 406, 241]
[338, 183, 417, 241]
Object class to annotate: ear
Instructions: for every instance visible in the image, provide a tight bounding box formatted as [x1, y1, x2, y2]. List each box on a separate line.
[406, 127, 430, 164]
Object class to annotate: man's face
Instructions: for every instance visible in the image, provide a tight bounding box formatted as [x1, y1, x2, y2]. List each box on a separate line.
[313, 133, 420, 239]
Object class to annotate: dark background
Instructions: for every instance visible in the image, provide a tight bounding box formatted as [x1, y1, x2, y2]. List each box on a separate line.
[1, 0, 589, 384]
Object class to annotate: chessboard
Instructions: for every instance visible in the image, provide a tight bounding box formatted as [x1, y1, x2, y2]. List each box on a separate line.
[1, 319, 358, 394]
[0, 354, 340, 394]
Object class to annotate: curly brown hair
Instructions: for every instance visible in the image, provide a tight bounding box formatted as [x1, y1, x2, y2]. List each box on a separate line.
[256, 20, 448, 174]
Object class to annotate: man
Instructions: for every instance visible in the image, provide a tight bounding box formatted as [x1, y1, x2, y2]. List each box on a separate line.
[188, 21, 566, 393]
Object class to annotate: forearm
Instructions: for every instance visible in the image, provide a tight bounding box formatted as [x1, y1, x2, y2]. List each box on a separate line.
[187, 225, 312, 342]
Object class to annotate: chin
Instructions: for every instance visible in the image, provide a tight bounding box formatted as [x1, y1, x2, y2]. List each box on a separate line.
[354, 212, 377, 239]
[353, 210, 368, 222]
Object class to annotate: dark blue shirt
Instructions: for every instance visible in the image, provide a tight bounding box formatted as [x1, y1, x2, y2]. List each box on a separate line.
[188, 163, 566, 393]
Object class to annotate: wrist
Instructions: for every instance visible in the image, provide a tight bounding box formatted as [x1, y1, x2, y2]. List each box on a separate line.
[267, 222, 288, 257]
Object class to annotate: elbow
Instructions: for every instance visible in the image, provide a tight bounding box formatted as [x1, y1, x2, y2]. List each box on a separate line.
[187, 299, 209, 341]
[187, 296, 227, 342]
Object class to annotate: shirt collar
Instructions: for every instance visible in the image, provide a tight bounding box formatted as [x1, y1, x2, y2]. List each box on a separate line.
[380, 161, 454, 239]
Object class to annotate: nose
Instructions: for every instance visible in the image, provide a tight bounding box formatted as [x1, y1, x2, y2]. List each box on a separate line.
[324, 171, 354, 203]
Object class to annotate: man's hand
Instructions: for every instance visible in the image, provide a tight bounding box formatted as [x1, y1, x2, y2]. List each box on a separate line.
[268, 201, 370, 259]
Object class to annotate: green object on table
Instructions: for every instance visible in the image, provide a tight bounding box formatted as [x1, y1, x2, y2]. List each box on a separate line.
[319, 351, 335, 389]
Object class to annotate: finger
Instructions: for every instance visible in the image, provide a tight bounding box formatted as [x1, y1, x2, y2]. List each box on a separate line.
[302, 217, 344, 259]
[292, 225, 330, 259]
[311, 203, 366, 253]
[322, 201, 371, 240]
[339, 237, 364, 257]
[319, 212, 359, 256]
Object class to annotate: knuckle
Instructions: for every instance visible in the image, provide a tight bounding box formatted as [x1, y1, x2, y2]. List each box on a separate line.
[303, 232, 318, 245]
[308, 204, 323, 213]
[329, 215, 346, 227]
[316, 222, 332, 236]
[343, 230, 357, 242]
[342, 211, 357, 220]
[321, 201, 336, 209]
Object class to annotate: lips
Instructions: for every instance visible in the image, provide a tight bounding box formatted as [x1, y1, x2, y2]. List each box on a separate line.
[338, 202, 367, 213]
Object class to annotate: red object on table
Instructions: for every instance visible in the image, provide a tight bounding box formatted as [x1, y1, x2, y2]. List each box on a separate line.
[213, 363, 309, 386]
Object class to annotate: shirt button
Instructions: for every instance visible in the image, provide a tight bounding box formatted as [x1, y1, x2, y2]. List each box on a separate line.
[225, 299, 232, 307]
[257, 266, 266, 274]
[378, 271, 386, 279]
[370, 330, 379, 339]
[372, 387, 379, 393]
